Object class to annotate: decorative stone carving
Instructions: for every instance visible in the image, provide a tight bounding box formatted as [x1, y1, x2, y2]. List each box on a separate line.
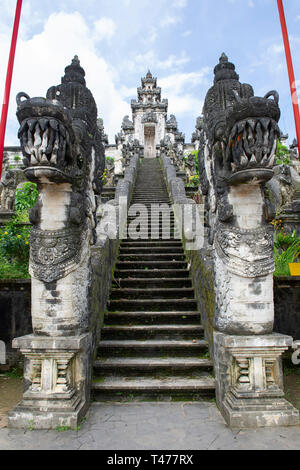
[30, 226, 83, 283]
[121, 115, 134, 133]
[200, 53, 299, 427]
[142, 111, 157, 124]
[290, 138, 299, 162]
[9, 334, 90, 430]
[214, 332, 299, 428]
[185, 153, 197, 178]
[9, 56, 105, 430]
[215, 222, 274, 278]
[200, 53, 282, 335]
[97, 118, 109, 146]
[104, 158, 115, 186]
[0, 157, 17, 212]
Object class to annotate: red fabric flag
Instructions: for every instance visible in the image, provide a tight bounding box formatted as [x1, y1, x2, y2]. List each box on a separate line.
[0, 0, 23, 179]
[277, 0, 300, 161]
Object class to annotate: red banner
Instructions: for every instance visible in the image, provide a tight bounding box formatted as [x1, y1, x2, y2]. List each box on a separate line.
[0, 0, 23, 180]
[277, 0, 300, 161]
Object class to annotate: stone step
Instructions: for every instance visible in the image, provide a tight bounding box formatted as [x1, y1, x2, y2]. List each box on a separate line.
[92, 377, 216, 396]
[120, 241, 182, 247]
[127, 214, 175, 218]
[102, 324, 204, 340]
[92, 158, 215, 403]
[133, 192, 169, 196]
[113, 269, 190, 279]
[130, 200, 171, 203]
[120, 247, 183, 254]
[118, 254, 185, 262]
[94, 357, 213, 372]
[104, 311, 201, 326]
[97, 338, 208, 358]
[108, 298, 197, 312]
[122, 237, 182, 243]
[112, 278, 192, 288]
[115, 261, 187, 270]
[110, 287, 195, 300]
[126, 219, 176, 225]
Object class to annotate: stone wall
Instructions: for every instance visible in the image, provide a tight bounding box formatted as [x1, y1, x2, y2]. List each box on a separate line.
[0, 280, 32, 367]
[274, 277, 300, 340]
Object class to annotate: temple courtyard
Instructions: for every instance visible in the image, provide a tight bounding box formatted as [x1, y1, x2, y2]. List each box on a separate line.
[1, 401, 300, 450]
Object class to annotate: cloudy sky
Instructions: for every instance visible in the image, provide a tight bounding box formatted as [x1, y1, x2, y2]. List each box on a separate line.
[0, 0, 300, 146]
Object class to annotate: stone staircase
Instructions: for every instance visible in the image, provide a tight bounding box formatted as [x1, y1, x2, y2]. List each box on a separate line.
[92, 158, 215, 401]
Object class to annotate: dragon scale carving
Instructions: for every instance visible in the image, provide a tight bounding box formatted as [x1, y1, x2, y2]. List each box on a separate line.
[200, 54, 280, 335]
[16, 56, 105, 335]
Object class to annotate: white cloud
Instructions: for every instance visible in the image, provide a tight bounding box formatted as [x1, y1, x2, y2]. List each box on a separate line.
[160, 16, 181, 28]
[93, 17, 116, 42]
[172, 0, 188, 8]
[268, 43, 284, 55]
[182, 30, 192, 38]
[159, 69, 210, 95]
[0, 12, 130, 144]
[158, 69, 210, 118]
[127, 50, 190, 72]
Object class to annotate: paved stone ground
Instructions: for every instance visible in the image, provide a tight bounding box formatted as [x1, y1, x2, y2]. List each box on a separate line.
[1, 402, 300, 450]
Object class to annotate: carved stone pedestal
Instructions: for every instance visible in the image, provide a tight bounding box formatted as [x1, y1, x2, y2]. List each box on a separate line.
[0, 210, 15, 224]
[214, 332, 299, 428]
[8, 334, 91, 430]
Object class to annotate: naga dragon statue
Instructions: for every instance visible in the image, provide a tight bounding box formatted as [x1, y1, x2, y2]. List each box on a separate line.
[199, 53, 281, 335]
[197, 54, 299, 429]
[16, 56, 105, 337]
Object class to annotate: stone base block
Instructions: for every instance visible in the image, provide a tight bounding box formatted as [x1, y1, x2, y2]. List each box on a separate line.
[222, 394, 299, 429]
[8, 334, 91, 430]
[0, 210, 15, 223]
[8, 398, 87, 430]
[214, 331, 299, 428]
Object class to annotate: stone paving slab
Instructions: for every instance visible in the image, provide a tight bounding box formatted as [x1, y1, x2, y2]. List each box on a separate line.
[1, 402, 300, 450]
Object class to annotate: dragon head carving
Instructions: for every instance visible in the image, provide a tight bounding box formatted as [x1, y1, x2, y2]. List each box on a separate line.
[203, 53, 280, 186]
[16, 56, 104, 194]
[16, 57, 105, 285]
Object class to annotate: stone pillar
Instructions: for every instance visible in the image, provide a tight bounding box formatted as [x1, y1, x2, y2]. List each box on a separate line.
[8, 335, 91, 429]
[8, 57, 105, 430]
[214, 333, 298, 427]
[201, 53, 299, 428]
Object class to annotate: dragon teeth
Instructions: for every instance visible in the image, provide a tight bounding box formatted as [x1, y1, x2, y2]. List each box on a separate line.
[240, 155, 248, 167]
[267, 155, 275, 167]
[49, 119, 59, 131]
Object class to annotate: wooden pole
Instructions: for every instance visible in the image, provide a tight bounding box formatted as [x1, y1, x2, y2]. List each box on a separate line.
[277, 0, 300, 161]
[0, 0, 23, 180]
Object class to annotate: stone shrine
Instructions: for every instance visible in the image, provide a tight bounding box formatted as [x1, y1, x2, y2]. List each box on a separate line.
[5, 53, 300, 431]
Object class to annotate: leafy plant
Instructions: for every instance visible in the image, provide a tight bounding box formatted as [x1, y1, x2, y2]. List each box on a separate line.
[188, 175, 199, 186]
[274, 229, 298, 252]
[184, 150, 199, 174]
[4, 367, 23, 379]
[276, 141, 291, 165]
[0, 217, 30, 264]
[0, 189, 36, 279]
[274, 230, 300, 276]
[0, 253, 30, 279]
[15, 182, 38, 212]
[14, 154, 21, 162]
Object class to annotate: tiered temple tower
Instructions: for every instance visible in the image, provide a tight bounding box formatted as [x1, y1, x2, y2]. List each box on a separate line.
[116, 71, 184, 159]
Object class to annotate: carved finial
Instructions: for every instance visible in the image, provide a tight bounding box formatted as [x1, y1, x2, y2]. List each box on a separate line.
[214, 53, 239, 83]
[146, 69, 152, 78]
[220, 53, 228, 63]
[72, 55, 80, 65]
[62, 56, 86, 86]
